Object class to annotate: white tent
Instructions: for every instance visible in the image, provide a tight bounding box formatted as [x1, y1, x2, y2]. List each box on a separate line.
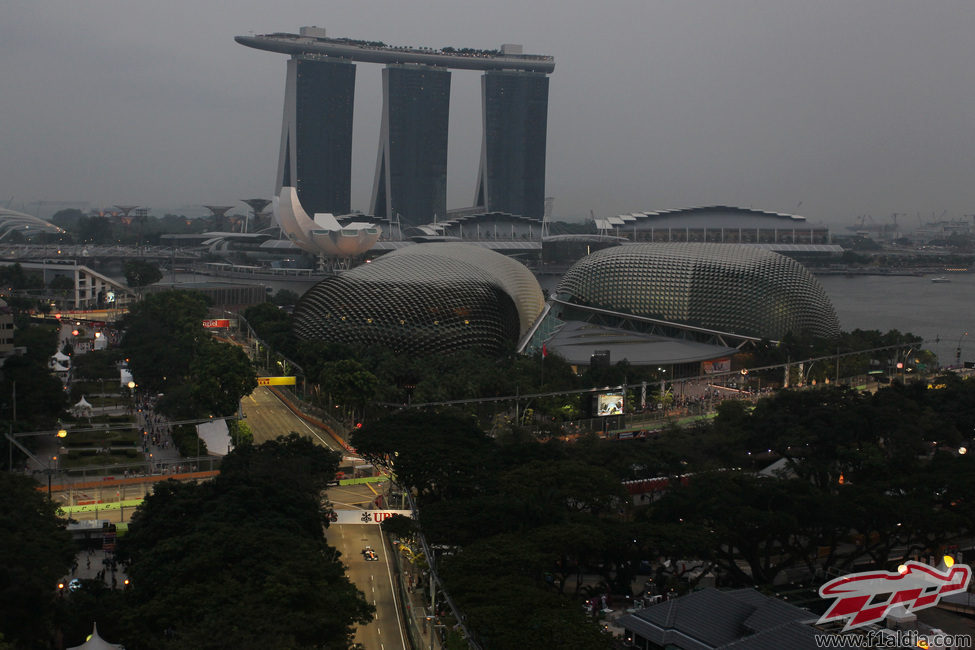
[72, 396, 93, 417]
[53, 350, 71, 362]
[66, 622, 124, 649]
[196, 419, 231, 456]
[51, 362, 69, 372]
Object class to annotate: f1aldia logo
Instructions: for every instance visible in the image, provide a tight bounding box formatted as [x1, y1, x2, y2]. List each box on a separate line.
[818, 558, 971, 631]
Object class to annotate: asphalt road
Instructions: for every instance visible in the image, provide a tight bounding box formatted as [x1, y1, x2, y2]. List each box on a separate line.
[240, 386, 342, 450]
[241, 386, 406, 649]
[326, 522, 407, 650]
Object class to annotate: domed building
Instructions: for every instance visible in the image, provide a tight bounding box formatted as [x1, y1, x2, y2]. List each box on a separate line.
[293, 243, 545, 355]
[523, 243, 839, 368]
[558, 243, 839, 341]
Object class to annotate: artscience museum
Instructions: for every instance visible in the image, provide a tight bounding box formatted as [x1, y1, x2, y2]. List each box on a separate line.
[273, 186, 381, 259]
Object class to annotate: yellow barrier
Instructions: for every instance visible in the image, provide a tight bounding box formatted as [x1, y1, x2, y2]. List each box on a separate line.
[61, 498, 144, 514]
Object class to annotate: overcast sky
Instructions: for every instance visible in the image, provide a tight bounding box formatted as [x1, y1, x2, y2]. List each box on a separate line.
[3, 1, 975, 226]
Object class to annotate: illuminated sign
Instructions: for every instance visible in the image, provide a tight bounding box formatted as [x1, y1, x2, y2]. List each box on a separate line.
[332, 510, 413, 525]
[202, 319, 233, 329]
[257, 376, 296, 386]
[596, 391, 624, 417]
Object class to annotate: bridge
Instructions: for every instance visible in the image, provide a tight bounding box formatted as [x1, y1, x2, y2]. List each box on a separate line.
[0, 243, 202, 266]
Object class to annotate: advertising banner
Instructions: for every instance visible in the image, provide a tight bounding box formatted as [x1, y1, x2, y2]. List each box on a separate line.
[701, 358, 731, 374]
[202, 319, 234, 329]
[257, 376, 296, 386]
[332, 510, 413, 525]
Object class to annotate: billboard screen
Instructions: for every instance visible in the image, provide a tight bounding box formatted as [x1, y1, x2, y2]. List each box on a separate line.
[596, 391, 624, 416]
[701, 358, 731, 374]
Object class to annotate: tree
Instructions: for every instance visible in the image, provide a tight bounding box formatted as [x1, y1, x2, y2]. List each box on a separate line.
[120, 290, 209, 393]
[651, 471, 829, 586]
[13, 319, 59, 366]
[123, 260, 163, 289]
[271, 289, 301, 306]
[186, 340, 257, 417]
[70, 348, 125, 381]
[76, 216, 114, 244]
[318, 359, 379, 421]
[352, 410, 498, 502]
[48, 274, 75, 299]
[243, 302, 294, 357]
[118, 435, 371, 648]
[0, 354, 68, 430]
[442, 539, 615, 650]
[0, 473, 75, 647]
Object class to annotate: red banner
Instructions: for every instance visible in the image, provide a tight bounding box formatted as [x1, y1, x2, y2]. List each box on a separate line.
[202, 319, 231, 329]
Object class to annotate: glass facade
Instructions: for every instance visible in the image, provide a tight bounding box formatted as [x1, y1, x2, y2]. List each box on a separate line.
[277, 57, 356, 216]
[477, 71, 549, 219]
[293, 243, 544, 355]
[557, 244, 840, 340]
[371, 65, 451, 228]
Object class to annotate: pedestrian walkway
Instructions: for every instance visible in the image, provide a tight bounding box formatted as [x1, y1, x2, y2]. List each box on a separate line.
[64, 547, 128, 591]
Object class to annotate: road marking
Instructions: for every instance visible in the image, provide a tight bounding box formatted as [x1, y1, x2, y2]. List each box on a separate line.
[383, 537, 407, 650]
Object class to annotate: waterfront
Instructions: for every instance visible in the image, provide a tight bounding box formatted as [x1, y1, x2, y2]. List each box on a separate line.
[818, 272, 975, 367]
[169, 264, 972, 367]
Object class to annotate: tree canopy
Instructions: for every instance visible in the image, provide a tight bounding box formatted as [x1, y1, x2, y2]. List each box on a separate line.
[117, 434, 372, 648]
[121, 291, 256, 417]
[0, 473, 75, 647]
[123, 260, 163, 288]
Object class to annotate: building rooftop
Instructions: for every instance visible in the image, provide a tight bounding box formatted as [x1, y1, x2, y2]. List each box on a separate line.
[236, 29, 555, 73]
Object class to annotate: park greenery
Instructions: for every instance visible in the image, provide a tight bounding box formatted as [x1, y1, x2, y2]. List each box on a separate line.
[0, 472, 75, 649]
[0, 434, 371, 649]
[0, 319, 66, 434]
[104, 434, 373, 649]
[120, 290, 257, 418]
[350, 376, 975, 647]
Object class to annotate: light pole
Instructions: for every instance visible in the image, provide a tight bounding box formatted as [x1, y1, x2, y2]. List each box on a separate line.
[657, 367, 667, 410]
[956, 332, 968, 367]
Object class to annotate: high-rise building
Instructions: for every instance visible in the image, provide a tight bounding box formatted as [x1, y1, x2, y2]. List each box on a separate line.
[476, 71, 550, 219]
[276, 57, 356, 216]
[370, 65, 451, 228]
[236, 29, 555, 221]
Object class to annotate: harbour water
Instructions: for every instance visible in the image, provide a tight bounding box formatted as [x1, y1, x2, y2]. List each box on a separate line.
[817, 273, 975, 367]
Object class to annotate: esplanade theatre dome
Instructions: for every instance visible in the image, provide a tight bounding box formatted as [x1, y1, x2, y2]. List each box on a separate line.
[557, 243, 839, 341]
[293, 243, 545, 355]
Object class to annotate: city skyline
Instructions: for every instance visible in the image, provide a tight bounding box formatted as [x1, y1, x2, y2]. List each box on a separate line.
[3, 1, 975, 226]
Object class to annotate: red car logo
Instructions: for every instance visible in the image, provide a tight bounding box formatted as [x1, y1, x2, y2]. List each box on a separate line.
[818, 561, 971, 630]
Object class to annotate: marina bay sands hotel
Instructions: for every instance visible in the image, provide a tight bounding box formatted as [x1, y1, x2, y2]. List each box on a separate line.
[236, 27, 554, 227]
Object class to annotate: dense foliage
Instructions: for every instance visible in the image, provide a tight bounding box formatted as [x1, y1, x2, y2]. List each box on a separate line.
[0, 473, 75, 648]
[120, 290, 257, 418]
[114, 434, 373, 649]
[352, 376, 975, 646]
[123, 260, 163, 288]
